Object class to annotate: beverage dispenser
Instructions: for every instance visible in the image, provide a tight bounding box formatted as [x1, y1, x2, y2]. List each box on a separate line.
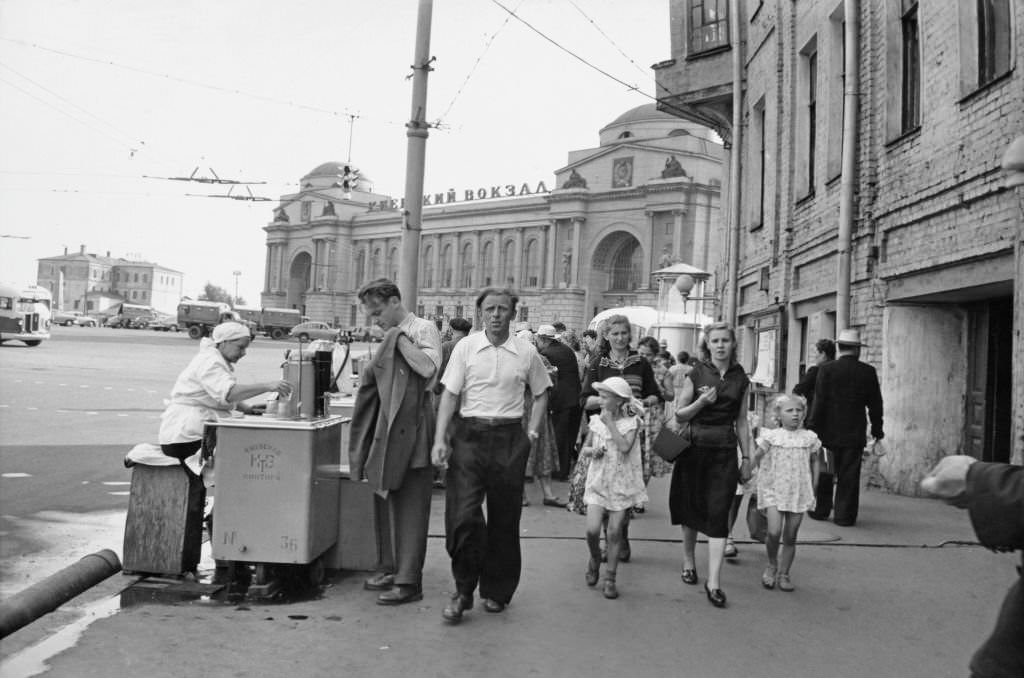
[280, 340, 335, 418]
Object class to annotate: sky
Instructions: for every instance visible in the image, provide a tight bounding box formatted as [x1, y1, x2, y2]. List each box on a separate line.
[0, 0, 671, 305]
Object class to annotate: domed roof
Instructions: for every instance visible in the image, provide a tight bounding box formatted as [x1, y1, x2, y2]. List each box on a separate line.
[605, 103, 679, 128]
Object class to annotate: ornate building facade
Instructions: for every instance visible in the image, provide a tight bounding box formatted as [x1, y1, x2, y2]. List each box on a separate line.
[261, 104, 724, 331]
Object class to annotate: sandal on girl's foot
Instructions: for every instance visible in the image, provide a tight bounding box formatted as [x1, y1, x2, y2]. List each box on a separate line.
[777, 573, 794, 592]
[585, 557, 600, 587]
[602, 574, 618, 599]
[680, 568, 698, 585]
[761, 566, 777, 589]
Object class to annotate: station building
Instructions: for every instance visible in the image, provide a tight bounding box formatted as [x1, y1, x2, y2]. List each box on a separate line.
[654, 0, 1024, 483]
[260, 104, 724, 333]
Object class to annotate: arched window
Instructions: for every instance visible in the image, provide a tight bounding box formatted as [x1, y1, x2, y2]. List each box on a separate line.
[388, 246, 398, 281]
[523, 238, 540, 288]
[421, 245, 434, 288]
[354, 250, 366, 286]
[480, 241, 494, 286]
[501, 240, 515, 286]
[609, 240, 643, 290]
[440, 244, 453, 287]
[460, 242, 474, 288]
[371, 248, 382, 278]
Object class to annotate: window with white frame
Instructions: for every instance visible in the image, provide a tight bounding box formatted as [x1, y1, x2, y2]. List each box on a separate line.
[688, 0, 729, 54]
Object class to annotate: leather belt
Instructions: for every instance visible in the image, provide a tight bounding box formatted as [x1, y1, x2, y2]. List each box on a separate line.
[460, 416, 522, 427]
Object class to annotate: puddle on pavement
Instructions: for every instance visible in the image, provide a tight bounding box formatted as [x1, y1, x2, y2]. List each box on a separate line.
[0, 596, 120, 678]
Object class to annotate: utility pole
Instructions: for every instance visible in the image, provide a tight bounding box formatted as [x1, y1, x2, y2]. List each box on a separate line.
[397, 0, 433, 310]
[232, 270, 241, 307]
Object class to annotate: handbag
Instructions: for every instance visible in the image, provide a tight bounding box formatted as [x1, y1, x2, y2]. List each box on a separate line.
[652, 421, 692, 462]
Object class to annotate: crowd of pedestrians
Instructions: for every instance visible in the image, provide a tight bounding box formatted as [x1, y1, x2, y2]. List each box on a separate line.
[345, 279, 894, 623]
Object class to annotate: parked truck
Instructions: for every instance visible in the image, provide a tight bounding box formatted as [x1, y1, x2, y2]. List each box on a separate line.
[177, 300, 238, 339]
[234, 306, 303, 340]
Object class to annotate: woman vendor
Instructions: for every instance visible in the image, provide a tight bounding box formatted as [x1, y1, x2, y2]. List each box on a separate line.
[157, 321, 292, 576]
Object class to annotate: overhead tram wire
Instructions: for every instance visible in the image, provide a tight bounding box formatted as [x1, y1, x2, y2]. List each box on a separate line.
[0, 37, 406, 128]
[487, 0, 715, 128]
[433, 0, 526, 127]
[0, 61, 146, 156]
[566, 0, 655, 80]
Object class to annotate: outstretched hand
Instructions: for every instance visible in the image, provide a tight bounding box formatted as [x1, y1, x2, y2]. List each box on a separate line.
[920, 455, 976, 502]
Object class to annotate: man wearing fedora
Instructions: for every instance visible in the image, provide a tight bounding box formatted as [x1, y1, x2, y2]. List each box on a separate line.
[807, 329, 884, 526]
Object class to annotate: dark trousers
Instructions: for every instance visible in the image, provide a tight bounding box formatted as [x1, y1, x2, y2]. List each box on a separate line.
[813, 445, 863, 525]
[160, 440, 206, 573]
[445, 418, 530, 604]
[550, 406, 578, 480]
[380, 465, 433, 586]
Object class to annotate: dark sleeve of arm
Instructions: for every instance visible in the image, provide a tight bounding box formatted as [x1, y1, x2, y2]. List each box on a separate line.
[640, 360, 661, 401]
[808, 366, 828, 430]
[966, 462, 1024, 551]
[868, 368, 884, 439]
[580, 358, 599, 406]
[793, 367, 817, 398]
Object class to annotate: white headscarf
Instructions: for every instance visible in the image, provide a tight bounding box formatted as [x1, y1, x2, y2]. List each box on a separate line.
[211, 321, 250, 345]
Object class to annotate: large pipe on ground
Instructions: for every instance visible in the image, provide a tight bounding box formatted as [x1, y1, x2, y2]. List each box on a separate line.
[0, 549, 122, 638]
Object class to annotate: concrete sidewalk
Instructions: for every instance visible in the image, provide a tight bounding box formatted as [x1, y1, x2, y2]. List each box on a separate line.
[1, 479, 1012, 678]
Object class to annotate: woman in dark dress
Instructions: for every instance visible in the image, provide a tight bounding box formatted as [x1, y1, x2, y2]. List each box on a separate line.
[669, 322, 752, 608]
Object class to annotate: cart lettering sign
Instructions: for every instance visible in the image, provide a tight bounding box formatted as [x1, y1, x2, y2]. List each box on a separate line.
[243, 443, 282, 481]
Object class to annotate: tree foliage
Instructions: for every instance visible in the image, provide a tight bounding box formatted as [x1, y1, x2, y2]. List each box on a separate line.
[199, 282, 245, 307]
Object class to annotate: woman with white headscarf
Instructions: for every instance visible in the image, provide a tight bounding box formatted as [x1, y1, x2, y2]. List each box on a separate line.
[157, 322, 291, 576]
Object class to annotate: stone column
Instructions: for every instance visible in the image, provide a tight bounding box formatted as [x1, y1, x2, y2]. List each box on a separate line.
[545, 220, 557, 288]
[473, 231, 482, 288]
[540, 223, 551, 288]
[512, 227, 524, 288]
[674, 208, 687, 262]
[644, 210, 656, 286]
[278, 243, 287, 293]
[432, 234, 442, 289]
[494, 228, 505, 285]
[453, 232, 463, 289]
[571, 218, 583, 287]
[264, 245, 272, 293]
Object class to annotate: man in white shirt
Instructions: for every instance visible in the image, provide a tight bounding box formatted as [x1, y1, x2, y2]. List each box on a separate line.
[432, 288, 551, 624]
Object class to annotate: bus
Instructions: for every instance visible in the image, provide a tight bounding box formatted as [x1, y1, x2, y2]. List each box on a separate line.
[0, 283, 52, 346]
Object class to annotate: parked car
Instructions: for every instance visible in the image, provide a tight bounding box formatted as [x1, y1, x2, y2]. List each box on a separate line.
[149, 317, 180, 332]
[53, 310, 81, 326]
[347, 325, 382, 343]
[288, 321, 339, 342]
[73, 315, 99, 327]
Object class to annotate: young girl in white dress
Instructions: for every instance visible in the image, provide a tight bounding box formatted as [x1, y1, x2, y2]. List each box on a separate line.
[753, 394, 821, 592]
[579, 376, 648, 600]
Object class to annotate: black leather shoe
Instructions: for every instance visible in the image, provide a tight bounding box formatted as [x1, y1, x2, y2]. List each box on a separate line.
[806, 511, 828, 521]
[441, 593, 473, 624]
[680, 568, 698, 585]
[483, 598, 506, 613]
[376, 584, 423, 606]
[364, 572, 395, 591]
[705, 584, 727, 608]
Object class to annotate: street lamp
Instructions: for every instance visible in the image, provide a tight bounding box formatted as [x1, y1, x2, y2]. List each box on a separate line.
[232, 270, 241, 306]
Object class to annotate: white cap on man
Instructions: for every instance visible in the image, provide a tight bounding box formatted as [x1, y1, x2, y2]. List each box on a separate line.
[536, 324, 557, 338]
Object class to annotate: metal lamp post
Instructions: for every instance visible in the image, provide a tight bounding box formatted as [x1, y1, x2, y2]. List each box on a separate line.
[232, 270, 241, 307]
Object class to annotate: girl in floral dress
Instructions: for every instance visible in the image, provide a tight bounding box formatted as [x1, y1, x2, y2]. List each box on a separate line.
[753, 394, 821, 592]
[580, 377, 647, 599]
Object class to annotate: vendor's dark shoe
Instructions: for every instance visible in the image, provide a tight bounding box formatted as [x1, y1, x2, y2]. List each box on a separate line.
[376, 584, 423, 606]
[680, 568, 698, 585]
[542, 496, 568, 508]
[364, 572, 395, 591]
[704, 584, 727, 608]
[441, 593, 473, 624]
[483, 598, 506, 613]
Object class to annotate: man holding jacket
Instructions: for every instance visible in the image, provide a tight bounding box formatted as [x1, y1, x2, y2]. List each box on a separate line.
[349, 279, 441, 605]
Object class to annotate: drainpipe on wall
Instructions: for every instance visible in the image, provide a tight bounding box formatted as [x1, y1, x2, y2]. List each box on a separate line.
[836, 0, 860, 331]
[724, 0, 743, 324]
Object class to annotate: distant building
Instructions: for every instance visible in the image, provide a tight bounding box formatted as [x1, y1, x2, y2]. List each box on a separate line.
[261, 104, 724, 331]
[654, 0, 1023, 476]
[36, 245, 183, 315]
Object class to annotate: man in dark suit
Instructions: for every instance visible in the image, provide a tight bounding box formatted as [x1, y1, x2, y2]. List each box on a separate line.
[808, 329, 884, 526]
[535, 324, 582, 482]
[922, 455, 1023, 678]
[792, 338, 835, 416]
